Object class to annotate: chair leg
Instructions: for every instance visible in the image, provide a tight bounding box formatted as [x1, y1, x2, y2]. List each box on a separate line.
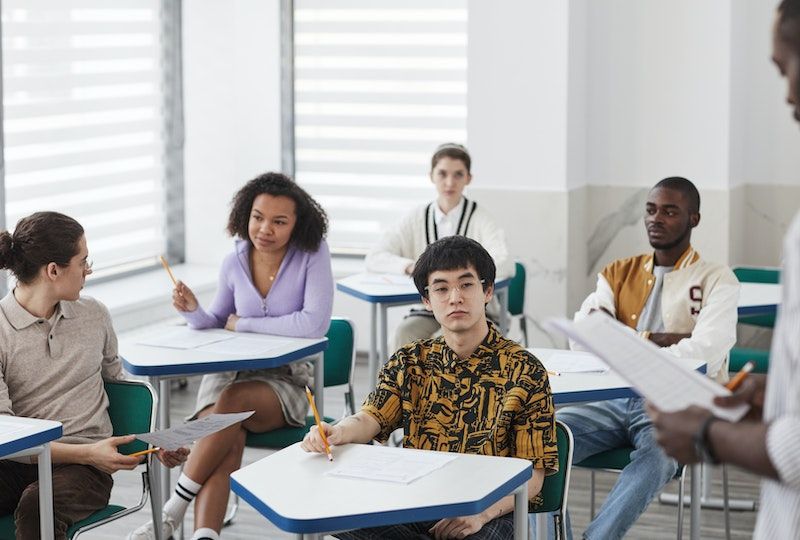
[520, 317, 529, 347]
[224, 493, 239, 527]
[677, 466, 687, 540]
[722, 464, 731, 540]
[589, 471, 596, 519]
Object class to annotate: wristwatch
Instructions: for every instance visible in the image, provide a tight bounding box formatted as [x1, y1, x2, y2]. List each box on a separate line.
[693, 415, 721, 464]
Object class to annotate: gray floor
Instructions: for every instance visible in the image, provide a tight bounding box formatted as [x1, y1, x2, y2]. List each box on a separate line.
[83, 355, 761, 539]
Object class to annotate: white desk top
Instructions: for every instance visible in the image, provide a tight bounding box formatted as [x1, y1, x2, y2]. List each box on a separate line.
[336, 272, 511, 304]
[530, 348, 706, 405]
[738, 282, 781, 316]
[119, 328, 328, 377]
[0, 416, 62, 458]
[230, 442, 531, 534]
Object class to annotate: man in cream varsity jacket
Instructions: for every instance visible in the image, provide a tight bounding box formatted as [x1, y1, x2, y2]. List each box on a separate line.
[557, 177, 739, 539]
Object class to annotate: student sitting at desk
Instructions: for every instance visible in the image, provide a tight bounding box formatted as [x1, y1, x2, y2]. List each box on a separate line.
[303, 236, 558, 540]
[0, 212, 188, 539]
[131, 173, 334, 540]
[554, 177, 739, 539]
[365, 143, 512, 352]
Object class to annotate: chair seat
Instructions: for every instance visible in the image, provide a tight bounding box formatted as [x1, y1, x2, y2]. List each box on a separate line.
[246, 415, 335, 449]
[575, 447, 633, 470]
[0, 505, 126, 540]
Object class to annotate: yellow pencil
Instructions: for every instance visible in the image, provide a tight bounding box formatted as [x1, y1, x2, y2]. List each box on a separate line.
[159, 255, 178, 287]
[305, 385, 333, 461]
[128, 447, 160, 458]
[547, 370, 561, 377]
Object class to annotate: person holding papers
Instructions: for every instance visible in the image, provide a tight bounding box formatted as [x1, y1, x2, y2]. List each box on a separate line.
[131, 173, 333, 540]
[554, 177, 740, 539]
[303, 236, 558, 539]
[0, 212, 188, 539]
[365, 143, 512, 352]
[650, 3, 800, 537]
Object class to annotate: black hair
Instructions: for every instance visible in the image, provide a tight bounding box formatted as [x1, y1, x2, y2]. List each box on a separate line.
[779, 0, 800, 50]
[227, 172, 328, 252]
[431, 143, 471, 174]
[652, 176, 701, 214]
[0, 212, 85, 285]
[412, 236, 496, 298]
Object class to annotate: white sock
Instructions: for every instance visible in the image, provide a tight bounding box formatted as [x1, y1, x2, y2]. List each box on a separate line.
[164, 472, 202, 522]
[191, 528, 220, 540]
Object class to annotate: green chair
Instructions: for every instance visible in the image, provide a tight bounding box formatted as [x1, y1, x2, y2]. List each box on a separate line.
[575, 448, 689, 539]
[0, 380, 158, 539]
[508, 261, 529, 346]
[733, 266, 780, 328]
[530, 421, 574, 539]
[224, 317, 357, 525]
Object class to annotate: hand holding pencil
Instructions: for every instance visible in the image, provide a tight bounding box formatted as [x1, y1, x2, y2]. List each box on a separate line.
[303, 385, 335, 461]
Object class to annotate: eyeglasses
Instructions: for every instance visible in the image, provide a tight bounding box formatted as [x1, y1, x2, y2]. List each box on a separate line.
[425, 279, 485, 301]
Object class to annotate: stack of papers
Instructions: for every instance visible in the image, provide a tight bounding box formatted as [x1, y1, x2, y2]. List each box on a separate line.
[137, 327, 291, 356]
[327, 446, 458, 484]
[137, 327, 233, 350]
[136, 411, 255, 450]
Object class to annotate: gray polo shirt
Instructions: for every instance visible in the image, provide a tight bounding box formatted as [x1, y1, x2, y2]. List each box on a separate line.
[0, 292, 122, 444]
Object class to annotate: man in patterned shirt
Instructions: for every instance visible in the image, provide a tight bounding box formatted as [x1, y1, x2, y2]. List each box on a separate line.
[650, 1, 800, 538]
[302, 235, 558, 540]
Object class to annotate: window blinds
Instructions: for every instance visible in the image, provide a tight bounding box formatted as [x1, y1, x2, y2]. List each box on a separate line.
[2, 0, 169, 275]
[293, 0, 468, 254]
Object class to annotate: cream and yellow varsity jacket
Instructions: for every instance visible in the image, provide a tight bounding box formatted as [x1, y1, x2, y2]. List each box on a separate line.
[575, 246, 739, 382]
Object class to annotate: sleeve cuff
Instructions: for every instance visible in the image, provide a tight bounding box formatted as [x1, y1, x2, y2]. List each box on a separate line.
[767, 416, 800, 488]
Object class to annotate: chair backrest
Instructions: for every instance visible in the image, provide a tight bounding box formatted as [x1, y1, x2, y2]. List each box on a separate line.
[323, 317, 356, 389]
[733, 266, 781, 284]
[508, 261, 526, 316]
[535, 421, 573, 514]
[104, 380, 157, 455]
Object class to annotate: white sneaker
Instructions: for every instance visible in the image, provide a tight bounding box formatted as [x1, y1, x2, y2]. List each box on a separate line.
[127, 512, 180, 540]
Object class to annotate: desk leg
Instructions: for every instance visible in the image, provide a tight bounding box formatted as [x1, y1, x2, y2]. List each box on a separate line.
[369, 303, 378, 387]
[314, 352, 325, 418]
[150, 376, 168, 540]
[513, 483, 528, 540]
[535, 513, 547, 540]
[690, 463, 701, 540]
[379, 302, 388, 374]
[497, 288, 510, 334]
[37, 444, 54, 540]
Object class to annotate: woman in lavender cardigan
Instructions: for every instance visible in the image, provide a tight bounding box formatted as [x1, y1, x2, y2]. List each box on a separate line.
[131, 173, 333, 540]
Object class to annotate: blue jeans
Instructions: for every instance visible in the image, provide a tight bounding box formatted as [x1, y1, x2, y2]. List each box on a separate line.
[532, 398, 678, 540]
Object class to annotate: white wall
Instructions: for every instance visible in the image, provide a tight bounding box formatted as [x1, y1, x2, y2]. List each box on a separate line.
[183, 0, 283, 266]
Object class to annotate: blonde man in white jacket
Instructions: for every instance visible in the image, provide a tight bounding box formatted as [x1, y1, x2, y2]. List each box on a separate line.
[366, 143, 512, 352]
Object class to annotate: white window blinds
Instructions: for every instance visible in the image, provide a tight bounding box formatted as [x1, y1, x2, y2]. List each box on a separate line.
[294, 0, 468, 254]
[2, 0, 169, 276]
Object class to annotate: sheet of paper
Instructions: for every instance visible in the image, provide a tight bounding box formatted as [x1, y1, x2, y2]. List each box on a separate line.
[543, 351, 609, 373]
[326, 446, 458, 484]
[136, 327, 235, 350]
[359, 273, 413, 286]
[136, 411, 255, 450]
[546, 314, 749, 422]
[0, 420, 27, 440]
[195, 336, 292, 356]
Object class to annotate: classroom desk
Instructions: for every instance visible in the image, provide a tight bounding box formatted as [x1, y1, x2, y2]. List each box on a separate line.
[738, 282, 781, 316]
[231, 442, 532, 539]
[337, 272, 511, 385]
[119, 329, 328, 540]
[0, 416, 63, 540]
[530, 348, 706, 540]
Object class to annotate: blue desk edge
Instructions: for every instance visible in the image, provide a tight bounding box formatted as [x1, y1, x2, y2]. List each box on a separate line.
[0, 424, 62, 459]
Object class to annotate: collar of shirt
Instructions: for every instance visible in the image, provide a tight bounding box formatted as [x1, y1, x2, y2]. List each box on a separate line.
[434, 322, 502, 371]
[433, 197, 466, 236]
[0, 291, 74, 330]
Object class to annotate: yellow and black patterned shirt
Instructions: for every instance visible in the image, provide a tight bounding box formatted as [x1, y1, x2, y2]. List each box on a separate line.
[362, 324, 559, 475]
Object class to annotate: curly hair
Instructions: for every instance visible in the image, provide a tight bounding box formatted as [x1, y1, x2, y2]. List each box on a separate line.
[226, 172, 328, 252]
[0, 212, 84, 285]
